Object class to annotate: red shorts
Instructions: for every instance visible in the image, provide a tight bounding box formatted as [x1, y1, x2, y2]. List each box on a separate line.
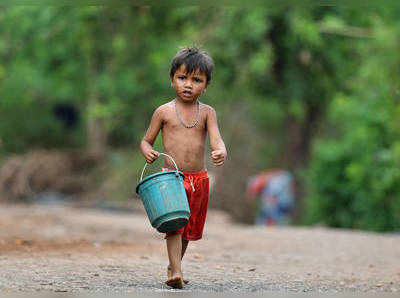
[162, 168, 209, 241]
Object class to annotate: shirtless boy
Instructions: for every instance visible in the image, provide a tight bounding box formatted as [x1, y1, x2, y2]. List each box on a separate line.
[140, 46, 227, 289]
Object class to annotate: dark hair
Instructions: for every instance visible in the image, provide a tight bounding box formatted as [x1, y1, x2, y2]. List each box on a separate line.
[170, 46, 214, 84]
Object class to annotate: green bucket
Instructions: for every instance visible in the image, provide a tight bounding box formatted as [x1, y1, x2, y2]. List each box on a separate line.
[136, 153, 190, 233]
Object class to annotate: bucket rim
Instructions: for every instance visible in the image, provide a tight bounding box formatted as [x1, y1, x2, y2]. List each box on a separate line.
[136, 171, 184, 194]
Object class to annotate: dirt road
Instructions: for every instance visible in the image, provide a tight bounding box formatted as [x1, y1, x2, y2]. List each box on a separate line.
[0, 202, 399, 294]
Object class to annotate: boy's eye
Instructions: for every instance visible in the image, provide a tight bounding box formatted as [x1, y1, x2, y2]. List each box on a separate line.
[178, 76, 186, 80]
[194, 77, 203, 83]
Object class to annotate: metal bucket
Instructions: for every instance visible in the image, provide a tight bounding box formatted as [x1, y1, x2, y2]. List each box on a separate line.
[135, 153, 190, 233]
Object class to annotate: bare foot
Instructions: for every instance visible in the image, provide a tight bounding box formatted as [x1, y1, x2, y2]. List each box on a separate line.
[167, 265, 189, 284]
[165, 272, 184, 289]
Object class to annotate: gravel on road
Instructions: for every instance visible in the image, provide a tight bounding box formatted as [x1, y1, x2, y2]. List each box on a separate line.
[0, 203, 399, 294]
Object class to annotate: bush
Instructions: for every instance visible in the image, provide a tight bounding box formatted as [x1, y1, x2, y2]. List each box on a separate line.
[305, 96, 400, 231]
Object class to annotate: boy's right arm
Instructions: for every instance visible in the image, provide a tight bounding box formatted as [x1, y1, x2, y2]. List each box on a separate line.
[140, 107, 163, 163]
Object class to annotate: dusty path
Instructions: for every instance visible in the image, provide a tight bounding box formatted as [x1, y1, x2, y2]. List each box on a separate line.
[0, 202, 399, 294]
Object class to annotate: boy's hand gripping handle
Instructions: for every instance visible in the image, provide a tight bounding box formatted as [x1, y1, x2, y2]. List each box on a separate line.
[140, 153, 180, 181]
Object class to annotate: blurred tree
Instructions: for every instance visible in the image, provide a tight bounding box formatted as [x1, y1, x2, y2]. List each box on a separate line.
[305, 9, 400, 231]
[0, 6, 193, 154]
[0, 7, 86, 152]
[1, 5, 400, 230]
[198, 6, 364, 221]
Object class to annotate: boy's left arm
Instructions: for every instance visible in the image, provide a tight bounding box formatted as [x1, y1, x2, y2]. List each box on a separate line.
[207, 107, 227, 166]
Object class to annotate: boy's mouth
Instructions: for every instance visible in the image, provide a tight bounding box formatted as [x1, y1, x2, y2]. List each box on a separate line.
[182, 90, 192, 97]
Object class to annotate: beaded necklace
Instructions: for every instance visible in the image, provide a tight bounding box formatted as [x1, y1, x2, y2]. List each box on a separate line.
[174, 98, 200, 129]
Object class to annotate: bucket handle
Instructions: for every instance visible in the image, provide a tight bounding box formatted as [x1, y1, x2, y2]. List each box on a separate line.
[140, 153, 180, 181]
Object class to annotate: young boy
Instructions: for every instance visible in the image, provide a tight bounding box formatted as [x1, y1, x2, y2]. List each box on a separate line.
[140, 46, 227, 289]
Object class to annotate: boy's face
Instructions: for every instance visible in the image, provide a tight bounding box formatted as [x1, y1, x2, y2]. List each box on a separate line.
[171, 64, 209, 103]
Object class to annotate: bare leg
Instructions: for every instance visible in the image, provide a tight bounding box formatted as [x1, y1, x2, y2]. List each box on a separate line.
[181, 239, 189, 259]
[168, 238, 190, 284]
[165, 234, 184, 289]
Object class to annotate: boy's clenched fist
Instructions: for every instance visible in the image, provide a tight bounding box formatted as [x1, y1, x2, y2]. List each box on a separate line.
[211, 150, 226, 166]
[144, 149, 160, 164]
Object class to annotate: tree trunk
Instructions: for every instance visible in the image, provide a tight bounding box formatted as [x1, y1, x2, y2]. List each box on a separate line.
[86, 97, 107, 160]
[282, 101, 322, 222]
[85, 56, 107, 160]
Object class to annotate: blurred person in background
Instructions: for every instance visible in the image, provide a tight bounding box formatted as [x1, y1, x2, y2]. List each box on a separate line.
[246, 170, 295, 226]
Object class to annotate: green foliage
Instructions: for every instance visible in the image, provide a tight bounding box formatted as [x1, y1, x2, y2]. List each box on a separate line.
[306, 96, 400, 231]
[0, 6, 351, 154]
[305, 12, 400, 231]
[1, 5, 400, 231]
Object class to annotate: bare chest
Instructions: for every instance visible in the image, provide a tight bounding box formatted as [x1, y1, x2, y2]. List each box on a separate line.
[162, 114, 207, 137]
[163, 101, 207, 131]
